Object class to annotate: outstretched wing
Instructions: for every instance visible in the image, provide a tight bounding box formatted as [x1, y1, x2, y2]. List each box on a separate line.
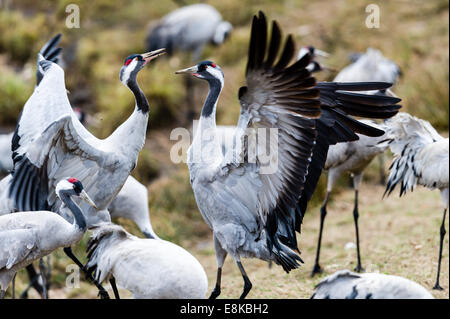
[218, 11, 401, 265]
[36, 34, 63, 86]
[9, 59, 122, 212]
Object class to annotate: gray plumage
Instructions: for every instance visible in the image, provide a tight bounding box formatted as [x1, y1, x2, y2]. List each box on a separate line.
[146, 4, 232, 60]
[0, 178, 96, 298]
[84, 223, 208, 299]
[382, 112, 449, 290]
[6, 45, 165, 229]
[311, 270, 434, 299]
[175, 12, 401, 299]
[334, 48, 401, 90]
[311, 121, 389, 276]
[108, 176, 159, 239]
[0, 133, 13, 175]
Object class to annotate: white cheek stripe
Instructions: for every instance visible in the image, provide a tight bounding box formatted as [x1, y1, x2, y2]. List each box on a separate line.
[121, 59, 139, 84]
[207, 66, 224, 87]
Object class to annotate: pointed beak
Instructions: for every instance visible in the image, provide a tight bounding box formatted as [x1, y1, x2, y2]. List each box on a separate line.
[141, 48, 166, 65]
[175, 65, 198, 75]
[79, 190, 97, 209]
[314, 49, 330, 58]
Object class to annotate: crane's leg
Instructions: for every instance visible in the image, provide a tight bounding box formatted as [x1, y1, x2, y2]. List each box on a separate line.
[63, 247, 110, 299]
[433, 207, 447, 290]
[12, 274, 16, 299]
[236, 260, 252, 299]
[311, 192, 330, 277]
[377, 154, 386, 185]
[110, 276, 120, 299]
[311, 170, 340, 277]
[20, 264, 45, 299]
[352, 173, 364, 273]
[38, 258, 48, 299]
[209, 235, 227, 299]
[0, 289, 5, 299]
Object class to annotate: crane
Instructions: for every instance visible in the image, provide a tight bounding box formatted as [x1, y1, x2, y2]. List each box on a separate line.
[174, 11, 401, 299]
[311, 269, 434, 299]
[334, 47, 402, 185]
[382, 112, 449, 290]
[310, 121, 389, 277]
[3, 40, 165, 298]
[84, 223, 207, 299]
[0, 178, 96, 299]
[146, 3, 232, 122]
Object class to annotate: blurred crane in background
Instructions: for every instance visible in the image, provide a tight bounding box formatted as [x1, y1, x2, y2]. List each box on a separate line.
[333, 48, 402, 185]
[146, 3, 232, 122]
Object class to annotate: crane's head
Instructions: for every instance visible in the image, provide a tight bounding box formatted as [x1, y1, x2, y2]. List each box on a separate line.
[119, 49, 166, 85]
[175, 61, 224, 85]
[212, 21, 233, 45]
[56, 178, 97, 209]
[297, 46, 330, 61]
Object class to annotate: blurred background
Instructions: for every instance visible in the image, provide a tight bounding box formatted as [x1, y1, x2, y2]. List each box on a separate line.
[0, 0, 448, 298]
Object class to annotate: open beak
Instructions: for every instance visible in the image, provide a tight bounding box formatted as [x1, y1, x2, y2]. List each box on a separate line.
[314, 48, 330, 58]
[141, 48, 166, 65]
[175, 65, 198, 75]
[80, 190, 97, 209]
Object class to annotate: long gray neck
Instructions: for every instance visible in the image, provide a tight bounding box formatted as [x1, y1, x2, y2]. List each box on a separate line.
[128, 75, 149, 113]
[59, 192, 87, 231]
[201, 78, 222, 118]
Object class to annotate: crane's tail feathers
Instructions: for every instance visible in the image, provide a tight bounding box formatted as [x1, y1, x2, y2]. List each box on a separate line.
[271, 241, 304, 273]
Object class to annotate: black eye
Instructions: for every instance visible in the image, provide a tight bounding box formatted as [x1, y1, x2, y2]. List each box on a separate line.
[198, 64, 206, 72]
[73, 181, 83, 194]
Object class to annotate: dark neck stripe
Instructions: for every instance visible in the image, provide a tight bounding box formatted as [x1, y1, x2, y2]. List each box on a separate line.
[60, 192, 87, 231]
[201, 78, 222, 117]
[127, 69, 149, 113]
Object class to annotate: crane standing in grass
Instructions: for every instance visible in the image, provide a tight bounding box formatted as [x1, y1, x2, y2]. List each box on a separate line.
[310, 121, 390, 277]
[175, 11, 401, 299]
[382, 112, 449, 290]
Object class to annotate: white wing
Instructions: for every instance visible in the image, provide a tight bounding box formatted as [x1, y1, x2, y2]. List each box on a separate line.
[9, 60, 126, 212]
[384, 112, 447, 195]
[0, 229, 37, 270]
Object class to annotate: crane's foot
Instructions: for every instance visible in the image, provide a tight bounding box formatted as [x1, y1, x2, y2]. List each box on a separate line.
[354, 265, 365, 273]
[433, 284, 444, 291]
[98, 290, 110, 299]
[310, 264, 323, 277]
[209, 286, 221, 300]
